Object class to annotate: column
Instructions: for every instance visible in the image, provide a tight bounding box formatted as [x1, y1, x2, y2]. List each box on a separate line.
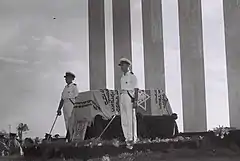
[88, 0, 106, 90]
[178, 0, 207, 132]
[112, 0, 132, 89]
[142, 0, 165, 90]
[223, 0, 240, 129]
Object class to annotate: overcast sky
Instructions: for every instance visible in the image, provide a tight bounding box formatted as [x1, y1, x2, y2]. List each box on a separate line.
[0, 0, 229, 137]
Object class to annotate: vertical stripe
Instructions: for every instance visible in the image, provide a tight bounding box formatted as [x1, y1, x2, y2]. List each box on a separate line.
[112, 0, 132, 89]
[105, 0, 115, 90]
[201, 0, 229, 129]
[88, 0, 106, 90]
[142, 0, 165, 90]
[130, 0, 145, 90]
[162, 0, 183, 131]
[223, 0, 240, 129]
[178, 0, 207, 132]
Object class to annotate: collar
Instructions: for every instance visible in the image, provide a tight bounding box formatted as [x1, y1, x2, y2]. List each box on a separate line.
[123, 70, 130, 76]
[66, 82, 73, 87]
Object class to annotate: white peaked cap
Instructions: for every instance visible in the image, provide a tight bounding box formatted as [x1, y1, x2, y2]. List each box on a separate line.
[64, 71, 75, 78]
[119, 57, 132, 66]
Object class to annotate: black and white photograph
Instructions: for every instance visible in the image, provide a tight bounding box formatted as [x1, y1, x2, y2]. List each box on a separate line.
[0, 0, 240, 160]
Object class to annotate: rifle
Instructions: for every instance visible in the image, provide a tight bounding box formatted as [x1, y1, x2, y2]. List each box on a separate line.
[132, 88, 139, 142]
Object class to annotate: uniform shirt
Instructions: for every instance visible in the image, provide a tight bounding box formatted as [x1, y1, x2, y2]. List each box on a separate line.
[121, 71, 138, 91]
[9, 139, 21, 148]
[61, 82, 79, 102]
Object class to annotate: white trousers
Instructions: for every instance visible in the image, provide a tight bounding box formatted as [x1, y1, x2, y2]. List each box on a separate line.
[63, 100, 74, 131]
[120, 93, 137, 142]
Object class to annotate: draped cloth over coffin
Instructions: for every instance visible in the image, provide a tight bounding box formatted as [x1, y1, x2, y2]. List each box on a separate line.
[69, 90, 115, 140]
[69, 89, 174, 141]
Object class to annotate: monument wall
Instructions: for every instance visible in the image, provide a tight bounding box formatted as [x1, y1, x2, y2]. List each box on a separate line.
[178, 0, 207, 132]
[88, 0, 106, 90]
[223, 0, 240, 129]
[112, 0, 132, 89]
[88, 0, 240, 132]
[142, 0, 165, 91]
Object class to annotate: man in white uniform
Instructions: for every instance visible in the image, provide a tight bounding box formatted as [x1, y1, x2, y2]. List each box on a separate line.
[57, 72, 79, 142]
[119, 58, 138, 149]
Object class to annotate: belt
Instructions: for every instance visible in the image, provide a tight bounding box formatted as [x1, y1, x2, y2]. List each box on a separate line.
[120, 90, 134, 94]
[64, 98, 75, 105]
[69, 98, 74, 105]
[120, 90, 134, 102]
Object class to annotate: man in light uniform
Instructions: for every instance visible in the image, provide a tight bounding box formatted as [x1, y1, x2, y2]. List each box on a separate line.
[8, 133, 23, 156]
[57, 72, 79, 142]
[119, 58, 138, 149]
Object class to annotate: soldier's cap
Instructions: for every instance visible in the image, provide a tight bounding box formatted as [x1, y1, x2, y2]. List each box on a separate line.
[64, 72, 75, 78]
[118, 58, 131, 66]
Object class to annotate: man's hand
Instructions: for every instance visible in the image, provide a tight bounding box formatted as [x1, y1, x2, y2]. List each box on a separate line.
[57, 110, 62, 116]
[133, 101, 137, 109]
[57, 99, 64, 116]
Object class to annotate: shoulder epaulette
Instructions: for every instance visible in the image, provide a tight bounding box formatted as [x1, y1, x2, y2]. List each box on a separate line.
[130, 71, 134, 74]
[73, 83, 77, 86]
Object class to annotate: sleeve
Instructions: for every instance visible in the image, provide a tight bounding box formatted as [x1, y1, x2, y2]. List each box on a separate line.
[131, 74, 138, 89]
[61, 88, 65, 99]
[73, 84, 79, 98]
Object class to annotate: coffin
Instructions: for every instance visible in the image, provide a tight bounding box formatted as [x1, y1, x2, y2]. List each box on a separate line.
[69, 89, 174, 141]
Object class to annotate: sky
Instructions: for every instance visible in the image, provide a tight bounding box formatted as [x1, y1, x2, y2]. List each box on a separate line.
[0, 0, 229, 137]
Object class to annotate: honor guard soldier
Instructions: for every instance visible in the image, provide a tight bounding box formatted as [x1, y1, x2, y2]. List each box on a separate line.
[119, 58, 138, 149]
[57, 72, 79, 142]
[8, 133, 22, 155]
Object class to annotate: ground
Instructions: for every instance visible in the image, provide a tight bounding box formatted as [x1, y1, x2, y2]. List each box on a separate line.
[1, 148, 240, 161]
[1, 130, 240, 161]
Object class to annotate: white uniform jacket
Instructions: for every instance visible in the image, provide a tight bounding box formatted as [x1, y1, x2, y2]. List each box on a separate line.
[61, 82, 79, 130]
[120, 71, 138, 142]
